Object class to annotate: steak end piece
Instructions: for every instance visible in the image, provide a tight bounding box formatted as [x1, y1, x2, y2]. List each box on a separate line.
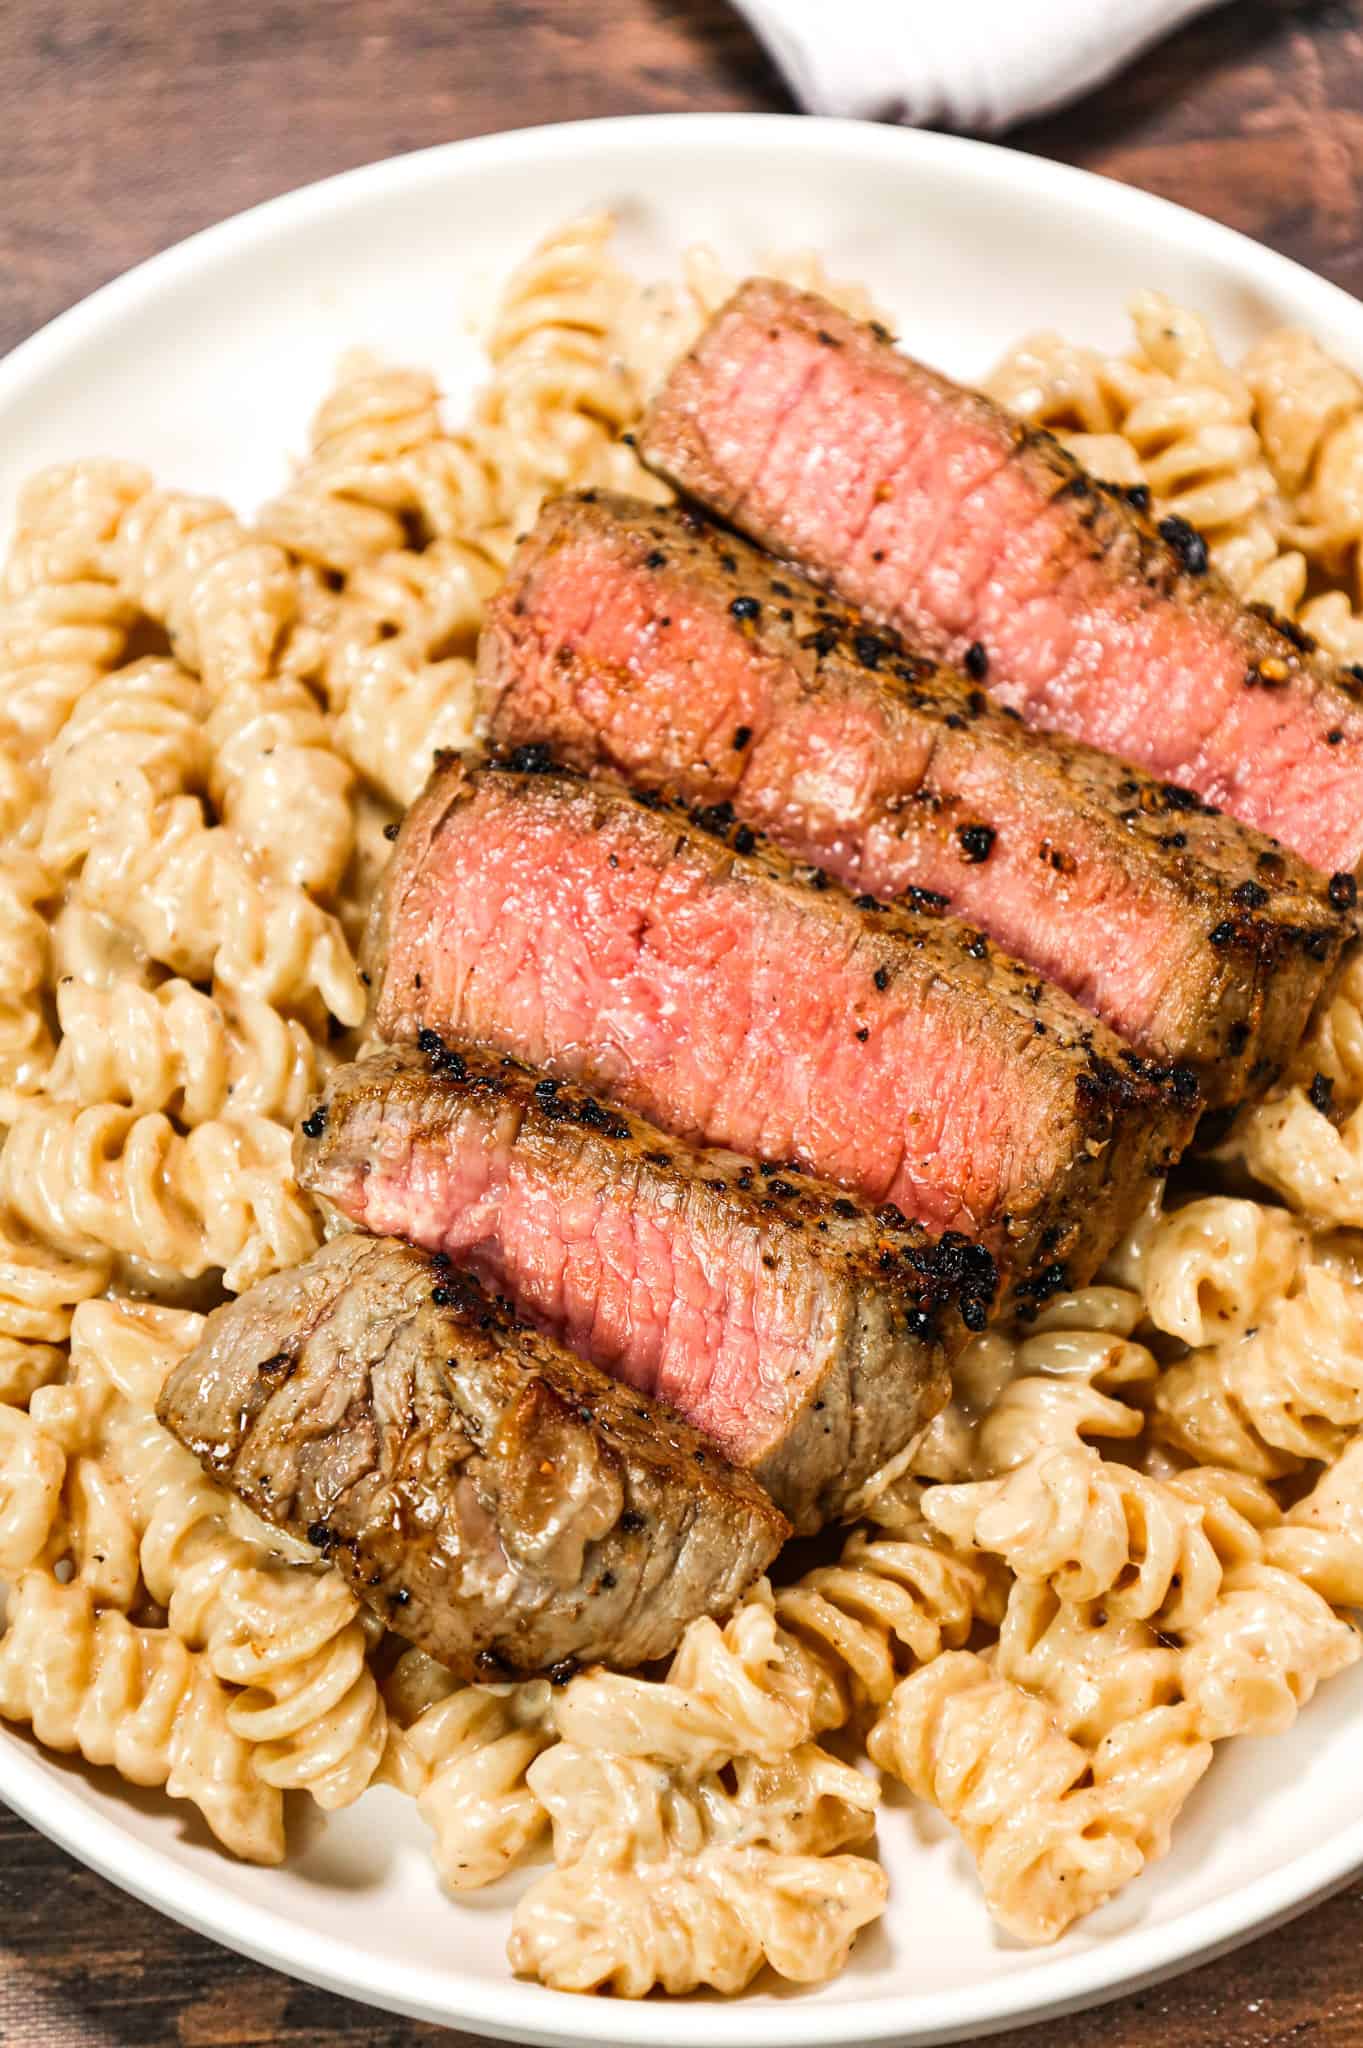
[481, 491, 1353, 1109]
[640, 278, 1363, 879]
[364, 758, 1198, 1295]
[157, 1233, 789, 1680]
[296, 1045, 987, 1530]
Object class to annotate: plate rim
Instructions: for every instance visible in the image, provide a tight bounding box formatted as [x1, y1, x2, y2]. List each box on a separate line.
[3, 108, 1362, 2046]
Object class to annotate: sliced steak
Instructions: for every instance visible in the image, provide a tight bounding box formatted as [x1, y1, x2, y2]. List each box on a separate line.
[482, 493, 1350, 1108]
[640, 278, 1363, 879]
[296, 1046, 990, 1530]
[157, 1232, 788, 1679]
[364, 759, 1197, 1293]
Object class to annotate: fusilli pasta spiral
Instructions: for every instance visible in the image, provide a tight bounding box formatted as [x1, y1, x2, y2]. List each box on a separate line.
[78, 796, 363, 1025]
[911, 1288, 1156, 1486]
[509, 1845, 888, 1997]
[0, 1099, 319, 1292]
[36, 1299, 388, 1810]
[869, 1653, 1156, 1944]
[386, 1677, 555, 1891]
[510, 1579, 888, 1996]
[0, 1401, 65, 1572]
[39, 658, 209, 872]
[0, 852, 57, 1092]
[111, 487, 295, 693]
[1142, 1196, 1306, 1347]
[260, 356, 512, 574]
[46, 977, 325, 1128]
[1154, 1262, 1363, 1476]
[1265, 1437, 1363, 1606]
[922, 1450, 1265, 1632]
[1229, 1088, 1363, 1231]
[0, 1569, 285, 1862]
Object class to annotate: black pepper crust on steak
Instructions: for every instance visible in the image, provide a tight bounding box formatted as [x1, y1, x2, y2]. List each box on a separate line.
[156, 1233, 790, 1680]
[479, 489, 1354, 1110]
[294, 1042, 994, 1531]
[364, 756, 1199, 1295]
[638, 276, 1363, 878]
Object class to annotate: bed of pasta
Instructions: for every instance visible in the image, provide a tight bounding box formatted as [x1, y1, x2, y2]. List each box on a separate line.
[2, 217, 1363, 1999]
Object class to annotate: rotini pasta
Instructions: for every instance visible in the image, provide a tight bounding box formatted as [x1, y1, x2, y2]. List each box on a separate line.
[1243, 326, 1363, 596]
[111, 486, 295, 692]
[0, 852, 57, 1093]
[993, 1530, 1355, 1766]
[323, 624, 480, 807]
[378, 1651, 552, 1885]
[0, 1401, 65, 1572]
[509, 1845, 888, 1998]
[476, 215, 655, 525]
[0, 1211, 111, 1353]
[868, 1653, 1155, 1944]
[1141, 1196, 1307, 1347]
[2, 460, 148, 600]
[0, 1568, 286, 1862]
[260, 355, 510, 574]
[46, 977, 324, 1128]
[0, 1098, 319, 1292]
[986, 294, 1292, 608]
[509, 1577, 889, 1995]
[394, 1681, 555, 1891]
[922, 1449, 1265, 1632]
[1228, 1087, 1363, 1231]
[1153, 1261, 1363, 1477]
[204, 672, 354, 899]
[1265, 1437, 1363, 1606]
[46, 897, 155, 993]
[0, 460, 139, 768]
[77, 796, 363, 1025]
[529, 1736, 878, 1871]
[996, 1578, 1192, 1746]
[1178, 1562, 1360, 1739]
[911, 1287, 1156, 1486]
[988, 1598, 1211, 1901]
[39, 658, 210, 872]
[33, 1299, 389, 1810]
[771, 1515, 1008, 1720]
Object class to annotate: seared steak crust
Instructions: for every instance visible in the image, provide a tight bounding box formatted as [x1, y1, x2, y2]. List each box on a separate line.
[364, 758, 1197, 1293]
[481, 492, 1351, 1108]
[640, 278, 1363, 879]
[296, 1045, 988, 1530]
[157, 1233, 789, 1679]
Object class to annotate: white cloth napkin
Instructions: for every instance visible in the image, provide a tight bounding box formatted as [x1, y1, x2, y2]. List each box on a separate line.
[732, 0, 1225, 132]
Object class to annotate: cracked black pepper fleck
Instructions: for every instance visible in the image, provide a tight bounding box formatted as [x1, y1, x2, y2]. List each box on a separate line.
[957, 823, 996, 864]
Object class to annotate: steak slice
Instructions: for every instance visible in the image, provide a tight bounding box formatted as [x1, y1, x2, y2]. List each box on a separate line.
[482, 493, 1351, 1109]
[157, 1232, 788, 1679]
[640, 278, 1363, 879]
[296, 1046, 990, 1531]
[364, 759, 1197, 1293]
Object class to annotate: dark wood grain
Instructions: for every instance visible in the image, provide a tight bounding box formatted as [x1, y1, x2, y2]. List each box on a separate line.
[4, 0, 1363, 2042]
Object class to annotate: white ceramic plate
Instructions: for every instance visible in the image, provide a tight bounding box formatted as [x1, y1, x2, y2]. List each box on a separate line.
[2, 112, 1362, 2047]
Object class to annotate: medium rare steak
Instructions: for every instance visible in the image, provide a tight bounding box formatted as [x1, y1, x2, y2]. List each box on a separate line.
[482, 493, 1351, 1108]
[296, 1046, 991, 1530]
[640, 279, 1363, 878]
[157, 1232, 788, 1679]
[365, 759, 1197, 1293]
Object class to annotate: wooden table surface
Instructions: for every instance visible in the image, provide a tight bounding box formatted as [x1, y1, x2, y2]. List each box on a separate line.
[4, 0, 1363, 2040]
